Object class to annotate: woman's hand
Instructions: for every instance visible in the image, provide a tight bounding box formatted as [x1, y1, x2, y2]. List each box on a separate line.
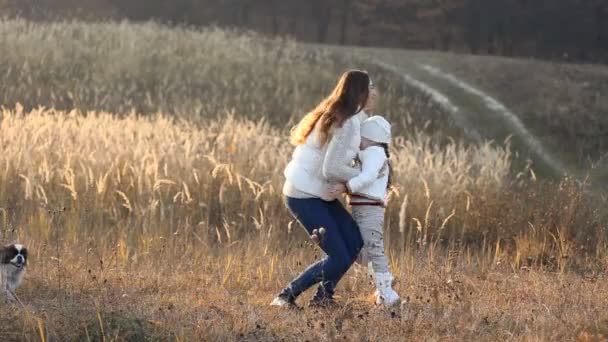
[328, 183, 347, 197]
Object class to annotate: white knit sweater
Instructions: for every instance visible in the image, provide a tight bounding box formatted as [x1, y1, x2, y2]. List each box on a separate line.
[283, 112, 367, 199]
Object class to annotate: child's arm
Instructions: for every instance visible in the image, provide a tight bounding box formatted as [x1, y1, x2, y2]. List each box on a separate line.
[345, 147, 386, 194]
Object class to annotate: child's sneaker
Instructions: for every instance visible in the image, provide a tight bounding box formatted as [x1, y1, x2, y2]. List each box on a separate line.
[375, 287, 400, 306]
[373, 272, 400, 306]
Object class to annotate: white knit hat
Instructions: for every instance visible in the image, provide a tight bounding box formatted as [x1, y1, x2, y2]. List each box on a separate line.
[361, 116, 391, 144]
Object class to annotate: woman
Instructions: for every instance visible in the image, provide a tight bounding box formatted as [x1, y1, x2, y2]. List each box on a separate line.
[270, 70, 373, 308]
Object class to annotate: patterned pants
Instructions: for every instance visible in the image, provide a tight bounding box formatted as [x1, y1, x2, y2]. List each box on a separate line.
[351, 205, 389, 274]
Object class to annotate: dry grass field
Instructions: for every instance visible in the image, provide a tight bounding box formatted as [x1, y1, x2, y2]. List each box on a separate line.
[0, 19, 607, 341]
[0, 19, 348, 124]
[1, 108, 606, 341]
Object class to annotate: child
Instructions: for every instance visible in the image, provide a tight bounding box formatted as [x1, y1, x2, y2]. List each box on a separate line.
[330, 115, 400, 306]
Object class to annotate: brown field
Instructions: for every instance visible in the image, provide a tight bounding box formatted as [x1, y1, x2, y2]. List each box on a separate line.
[0, 108, 606, 341]
[1, 19, 607, 341]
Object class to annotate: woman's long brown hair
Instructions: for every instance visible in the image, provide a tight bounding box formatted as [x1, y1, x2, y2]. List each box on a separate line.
[291, 70, 370, 146]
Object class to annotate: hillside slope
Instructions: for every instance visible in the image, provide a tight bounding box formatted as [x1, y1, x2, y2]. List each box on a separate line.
[2, 18, 607, 182]
[336, 46, 608, 181]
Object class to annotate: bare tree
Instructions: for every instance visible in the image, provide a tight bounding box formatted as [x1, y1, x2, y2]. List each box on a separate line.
[265, 0, 279, 35]
[339, 0, 352, 45]
[597, 4, 607, 52]
[310, 0, 332, 43]
[6, 0, 608, 64]
[465, 0, 482, 54]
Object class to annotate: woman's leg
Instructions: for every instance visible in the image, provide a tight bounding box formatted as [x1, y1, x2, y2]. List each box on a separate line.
[278, 197, 354, 301]
[328, 200, 364, 261]
[310, 200, 364, 301]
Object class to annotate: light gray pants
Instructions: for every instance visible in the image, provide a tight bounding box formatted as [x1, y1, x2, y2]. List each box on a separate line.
[352, 205, 389, 274]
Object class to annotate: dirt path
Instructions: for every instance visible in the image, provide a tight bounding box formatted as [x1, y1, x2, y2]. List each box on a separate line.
[373, 61, 483, 142]
[365, 55, 568, 177]
[418, 64, 567, 175]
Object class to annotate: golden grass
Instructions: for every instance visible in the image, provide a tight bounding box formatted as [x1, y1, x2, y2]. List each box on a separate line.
[0, 18, 468, 142]
[0, 107, 606, 340]
[3, 245, 608, 341]
[0, 17, 606, 341]
[0, 18, 348, 124]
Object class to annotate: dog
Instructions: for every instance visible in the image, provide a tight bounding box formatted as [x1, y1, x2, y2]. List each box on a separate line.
[1, 244, 27, 304]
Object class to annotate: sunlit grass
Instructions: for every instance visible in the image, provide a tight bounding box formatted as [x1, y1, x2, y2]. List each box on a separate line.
[0, 107, 605, 339]
[0, 18, 606, 341]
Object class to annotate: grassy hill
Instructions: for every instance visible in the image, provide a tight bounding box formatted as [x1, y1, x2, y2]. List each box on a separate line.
[0, 19, 349, 124]
[336, 46, 608, 181]
[1, 19, 607, 340]
[3, 18, 607, 183]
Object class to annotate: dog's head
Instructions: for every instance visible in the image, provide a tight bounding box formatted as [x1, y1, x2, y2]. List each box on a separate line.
[1, 244, 27, 269]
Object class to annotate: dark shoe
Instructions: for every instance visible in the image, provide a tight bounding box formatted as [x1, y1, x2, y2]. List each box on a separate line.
[309, 281, 336, 309]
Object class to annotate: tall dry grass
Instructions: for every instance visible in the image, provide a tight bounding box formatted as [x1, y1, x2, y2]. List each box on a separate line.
[0, 107, 606, 340]
[0, 18, 470, 142]
[1, 106, 514, 250]
[0, 18, 349, 124]
[0, 18, 606, 341]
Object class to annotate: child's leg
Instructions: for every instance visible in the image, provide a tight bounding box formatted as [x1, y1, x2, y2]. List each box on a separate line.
[352, 205, 400, 305]
[352, 206, 390, 274]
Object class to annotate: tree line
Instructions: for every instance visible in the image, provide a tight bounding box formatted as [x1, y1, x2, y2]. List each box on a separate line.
[2, 0, 607, 63]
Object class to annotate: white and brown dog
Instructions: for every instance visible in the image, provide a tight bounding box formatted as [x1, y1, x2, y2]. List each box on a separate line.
[1, 244, 27, 304]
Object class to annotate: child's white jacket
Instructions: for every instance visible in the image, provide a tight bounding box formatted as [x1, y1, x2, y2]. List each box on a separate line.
[346, 146, 388, 203]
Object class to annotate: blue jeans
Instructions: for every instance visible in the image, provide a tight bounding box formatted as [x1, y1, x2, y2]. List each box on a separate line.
[279, 196, 363, 301]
